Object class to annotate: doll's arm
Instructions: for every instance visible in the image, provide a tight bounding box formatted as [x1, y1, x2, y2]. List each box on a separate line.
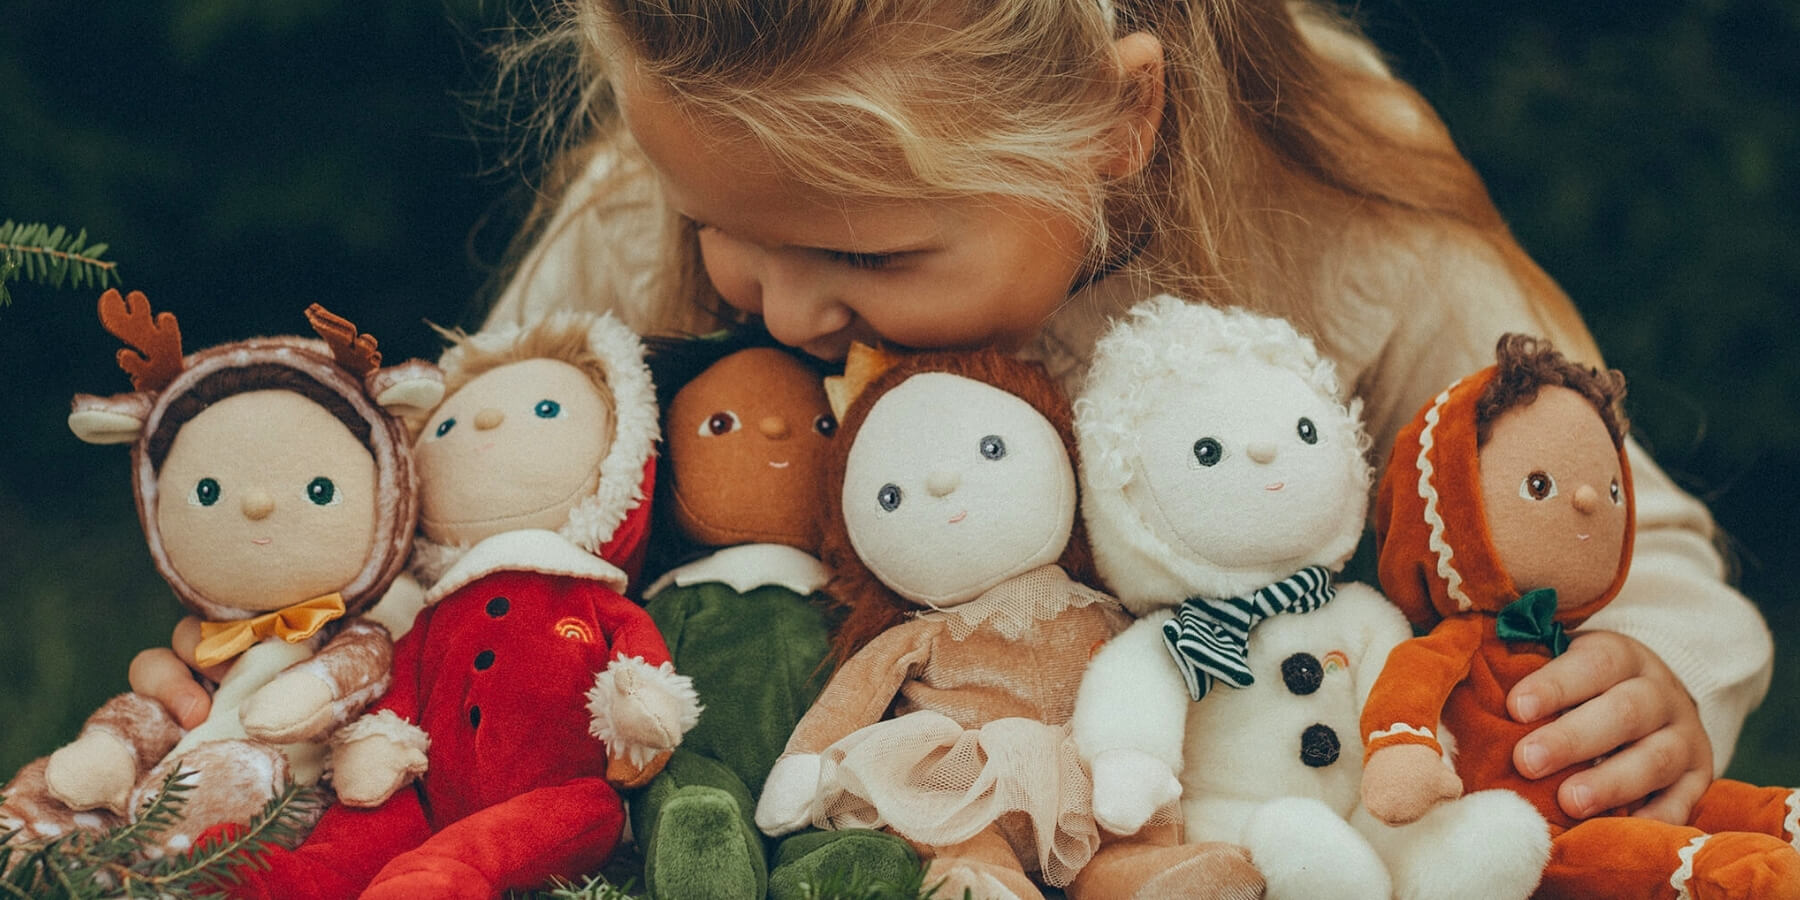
[753, 622, 935, 836]
[240, 619, 395, 744]
[1069, 611, 1192, 835]
[44, 693, 187, 814]
[1359, 617, 1483, 825]
[328, 617, 431, 807]
[1335, 582, 1416, 706]
[586, 588, 701, 784]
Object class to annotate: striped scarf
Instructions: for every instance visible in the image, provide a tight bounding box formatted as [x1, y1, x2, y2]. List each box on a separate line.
[1161, 566, 1336, 701]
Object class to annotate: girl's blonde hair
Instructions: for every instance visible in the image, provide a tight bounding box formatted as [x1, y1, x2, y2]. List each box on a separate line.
[493, 0, 1598, 360]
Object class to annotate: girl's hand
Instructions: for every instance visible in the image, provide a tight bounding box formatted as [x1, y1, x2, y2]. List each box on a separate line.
[1507, 630, 1712, 824]
[127, 616, 227, 729]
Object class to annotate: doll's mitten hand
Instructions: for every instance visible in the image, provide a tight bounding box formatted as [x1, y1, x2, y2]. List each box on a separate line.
[331, 735, 426, 807]
[754, 753, 823, 837]
[1361, 744, 1462, 825]
[606, 748, 672, 789]
[240, 671, 336, 743]
[588, 658, 700, 762]
[1089, 747, 1182, 835]
[45, 733, 138, 814]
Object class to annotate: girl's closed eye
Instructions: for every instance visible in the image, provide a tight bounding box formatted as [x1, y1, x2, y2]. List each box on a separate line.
[824, 249, 900, 271]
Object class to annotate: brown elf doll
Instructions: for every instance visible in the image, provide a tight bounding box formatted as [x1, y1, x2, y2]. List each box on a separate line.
[1359, 334, 1800, 899]
[0, 290, 436, 852]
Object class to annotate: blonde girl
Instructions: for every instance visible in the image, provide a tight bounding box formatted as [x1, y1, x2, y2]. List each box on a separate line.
[139, 0, 1770, 858]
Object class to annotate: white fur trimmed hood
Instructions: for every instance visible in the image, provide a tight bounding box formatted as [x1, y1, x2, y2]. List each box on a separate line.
[411, 311, 659, 585]
[1074, 295, 1372, 614]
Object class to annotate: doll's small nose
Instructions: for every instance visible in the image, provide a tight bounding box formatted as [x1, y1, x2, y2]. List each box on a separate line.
[1246, 441, 1279, 464]
[1572, 483, 1599, 514]
[926, 470, 961, 497]
[242, 490, 275, 520]
[474, 408, 505, 431]
[759, 416, 789, 439]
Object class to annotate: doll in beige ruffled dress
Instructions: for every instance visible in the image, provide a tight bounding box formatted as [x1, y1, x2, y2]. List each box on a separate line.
[752, 347, 1263, 900]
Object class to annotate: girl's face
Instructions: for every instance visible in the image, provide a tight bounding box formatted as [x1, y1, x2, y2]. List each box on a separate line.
[416, 358, 615, 546]
[155, 390, 378, 612]
[840, 372, 1075, 608]
[623, 77, 1093, 361]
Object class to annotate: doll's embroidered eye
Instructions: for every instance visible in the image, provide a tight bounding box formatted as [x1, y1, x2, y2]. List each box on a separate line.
[191, 477, 221, 507]
[1520, 471, 1557, 501]
[434, 418, 456, 438]
[1296, 418, 1318, 444]
[814, 414, 837, 437]
[1610, 479, 1622, 505]
[306, 477, 339, 506]
[534, 400, 561, 419]
[700, 411, 741, 436]
[979, 435, 1006, 460]
[1193, 438, 1223, 467]
[877, 483, 902, 511]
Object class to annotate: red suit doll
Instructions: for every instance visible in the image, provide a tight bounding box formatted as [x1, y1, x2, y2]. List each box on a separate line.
[225, 311, 699, 899]
[1359, 334, 1800, 900]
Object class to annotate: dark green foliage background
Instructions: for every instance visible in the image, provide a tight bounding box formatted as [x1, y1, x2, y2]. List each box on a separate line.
[1, 0, 1794, 801]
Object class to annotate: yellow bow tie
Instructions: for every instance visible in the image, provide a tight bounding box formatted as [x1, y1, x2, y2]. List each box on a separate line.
[195, 593, 347, 668]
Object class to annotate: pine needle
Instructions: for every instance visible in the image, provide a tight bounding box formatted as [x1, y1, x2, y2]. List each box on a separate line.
[0, 220, 121, 305]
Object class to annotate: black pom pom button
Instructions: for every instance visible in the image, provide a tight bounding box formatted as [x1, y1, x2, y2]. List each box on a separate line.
[1281, 653, 1324, 695]
[1300, 724, 1340, 768]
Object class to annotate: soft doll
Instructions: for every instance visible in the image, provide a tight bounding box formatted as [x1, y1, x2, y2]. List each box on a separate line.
[0, 290, 435, 851]
[1066, 296, 1460, 899]
[752, 346, 1259, 900]
[219, 310, 701, 900]
[1360, 333, 1800, 900]
[632, 332, 916, 900]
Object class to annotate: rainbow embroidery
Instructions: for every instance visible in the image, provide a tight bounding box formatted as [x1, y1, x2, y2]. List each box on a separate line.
[1322, 650, 1350, 674]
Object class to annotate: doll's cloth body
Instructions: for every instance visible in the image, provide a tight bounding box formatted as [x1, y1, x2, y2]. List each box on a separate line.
[780, 564, 1128, 888]
[231, 529, 673, 899]
[1364, 363, 1800, 900]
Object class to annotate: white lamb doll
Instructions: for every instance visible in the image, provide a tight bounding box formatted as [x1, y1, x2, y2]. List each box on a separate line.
[1067, 296, 1518, 899]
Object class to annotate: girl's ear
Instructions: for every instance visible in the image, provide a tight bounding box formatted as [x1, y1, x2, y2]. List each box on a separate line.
[68, 392, 154, 445]
[1099, 31, 1166, 179]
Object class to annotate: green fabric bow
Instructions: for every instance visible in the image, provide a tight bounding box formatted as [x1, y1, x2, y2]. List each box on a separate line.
[1496, 588, 1570, 657]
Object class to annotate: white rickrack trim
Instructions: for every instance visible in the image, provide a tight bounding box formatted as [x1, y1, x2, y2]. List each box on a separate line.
[1416, 380, 1473, 612]
[1670, 833, 1709, 900]
[1785, 788, 1800, 850]
[1368, 723, 1436, 743]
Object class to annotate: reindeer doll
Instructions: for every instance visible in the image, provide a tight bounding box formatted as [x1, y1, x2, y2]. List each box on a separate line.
[0, 290, 439, 851]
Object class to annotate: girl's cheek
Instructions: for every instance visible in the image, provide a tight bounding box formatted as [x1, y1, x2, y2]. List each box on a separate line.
[698, 231, 761, 314]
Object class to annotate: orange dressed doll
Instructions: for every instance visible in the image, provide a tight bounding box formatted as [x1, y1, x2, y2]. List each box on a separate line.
[1358, 334, 1800, 900]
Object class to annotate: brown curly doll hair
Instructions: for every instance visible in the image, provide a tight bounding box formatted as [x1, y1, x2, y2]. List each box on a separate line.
[816, 348, 1095, 669]
[1475, 333, 1629, 448]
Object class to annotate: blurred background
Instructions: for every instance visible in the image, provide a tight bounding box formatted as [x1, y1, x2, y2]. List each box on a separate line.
[1, 0, 1794, 791]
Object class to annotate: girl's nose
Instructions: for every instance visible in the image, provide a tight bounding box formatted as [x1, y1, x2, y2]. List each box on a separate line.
[474, 408, 505, 431]
[242, 490, 275, 520]
[756, 263, 853, 350]
[1572, 483, 1599, 514]
[1246, 441, 1279, 464]
[759, 416, 790, 439]
[926, 470, 961, 498]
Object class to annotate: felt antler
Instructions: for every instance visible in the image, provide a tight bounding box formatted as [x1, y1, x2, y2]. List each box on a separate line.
[97, 289, 185, 392]
[306, 303, 383, 377]
[824, 342, 901, 421]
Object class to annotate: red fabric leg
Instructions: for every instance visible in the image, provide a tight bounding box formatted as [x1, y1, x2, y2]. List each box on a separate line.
[1537, 816, 1800, 900]
[1688, 779, 1800, 845]
[361, 777, 626, 900]
[218, 788, 432, 900]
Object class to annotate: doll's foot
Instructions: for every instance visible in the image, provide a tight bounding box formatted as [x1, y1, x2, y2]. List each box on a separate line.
[768, 829, 921, 900]
[45, 732, 138, 814]
[1683, 831, 1800, 900]
[644, 785, 763, 900]
[364, 853, 493, 900]
[922, 855, 1044, 900]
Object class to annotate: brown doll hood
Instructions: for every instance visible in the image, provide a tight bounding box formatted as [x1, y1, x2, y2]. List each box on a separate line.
[128, 336, 419, 621]
[411, 310, 660, 586]
[1375, 365, 1635, 627]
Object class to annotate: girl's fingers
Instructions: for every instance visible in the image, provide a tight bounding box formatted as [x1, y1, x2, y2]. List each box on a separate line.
[1630, 767, 1714, 826]
[1514, 674, 1672, 780]
[1555, 724, 1702, 820]
[1507, 631, 1640, 724]
[171, 615, 232, 682]
[127, 648, 212, 729]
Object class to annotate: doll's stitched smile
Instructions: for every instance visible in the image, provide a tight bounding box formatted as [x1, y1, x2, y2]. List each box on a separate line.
[252, 537, 272, 545]
[948, 510, 967, 524]
[768, 460, 790, 469]
[1265, 482, 1286, 492]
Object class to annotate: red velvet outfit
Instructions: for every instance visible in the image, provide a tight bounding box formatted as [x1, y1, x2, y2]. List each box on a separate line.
[1363, 366, 1800, 900]
[232, 530, 678, 899]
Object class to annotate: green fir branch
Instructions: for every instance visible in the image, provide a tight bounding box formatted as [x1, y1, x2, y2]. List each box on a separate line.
[0, 220, 121, 305]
